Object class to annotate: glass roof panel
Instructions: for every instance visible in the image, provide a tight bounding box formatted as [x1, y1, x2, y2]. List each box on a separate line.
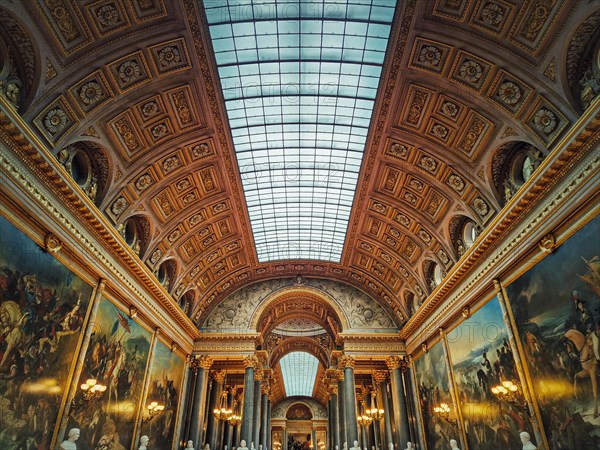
[204, 0, 397, 262]
[279, 352, 319, 397]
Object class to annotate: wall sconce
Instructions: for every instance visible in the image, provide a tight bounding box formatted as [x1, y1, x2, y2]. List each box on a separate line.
[491, 380, 529, 413]
[80, 378, 107, 400]
[143, 401, 165, 424]
[433, 403, 457, 427]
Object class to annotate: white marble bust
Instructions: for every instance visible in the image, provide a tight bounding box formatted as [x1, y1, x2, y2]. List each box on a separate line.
[139, 435, 149, 450]
[350, 441, 361, 450]
[186, 441, 195, 450]
[404, 442, 414, 450]
[449, 439, 460, 450]
[520, 432, 537, 449]
[60, 428, 80, 450]
[238, 440, 249, 450]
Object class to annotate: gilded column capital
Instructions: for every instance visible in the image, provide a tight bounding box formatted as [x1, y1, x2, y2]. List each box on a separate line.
[338, 355, 355, 369]
[243, 355, 260, 369]
[386, 355, 408, 372]
[190, 355, 213, 373]
[327, 384, 339, 396]
[260, 380, 271, 395]
[210, 370, 226, 384]
[373, 370, 389, 384]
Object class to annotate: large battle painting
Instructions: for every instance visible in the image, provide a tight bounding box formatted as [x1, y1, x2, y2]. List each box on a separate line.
[0, 214, 94, 449]
[413, 340, 460, 449]
[447, 296, 536, 449]
[505, 215, 600, 449]
[66, 297, 152, 450]
[138, 338, 185, 449]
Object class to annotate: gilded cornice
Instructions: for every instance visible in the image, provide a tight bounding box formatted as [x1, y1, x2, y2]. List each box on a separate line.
[401, 100, 600, 348]
[0, 99, 198, 346]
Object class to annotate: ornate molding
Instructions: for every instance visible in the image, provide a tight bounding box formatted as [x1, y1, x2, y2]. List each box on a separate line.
[401, 104, 600, 343]
[373, 370, 389, 384]
[44, 232, 62, 252]
[338, 355, 356, 370]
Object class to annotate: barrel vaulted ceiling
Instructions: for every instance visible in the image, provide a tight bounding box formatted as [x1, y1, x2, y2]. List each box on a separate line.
[1, 0, 596, 330]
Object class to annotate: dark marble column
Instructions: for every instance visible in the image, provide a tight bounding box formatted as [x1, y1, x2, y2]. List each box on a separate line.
[282, 428, 288, 450]
[241, 358, 257, 443]
[312, 429, 317, 450]
[340, 356, 358, 446]
[386, 356, 409, 447]
[223, 389, 235, 450]
[373, 371, 393, 450]
[188, 356, 213, 448]
[252, 378, 262, 448]
[330, 387, 340, 450]
[337, 371, 346, 447]
[266, 399, 272, 450]
[259, 382, 269, 449]
[206, 371, 226, 449]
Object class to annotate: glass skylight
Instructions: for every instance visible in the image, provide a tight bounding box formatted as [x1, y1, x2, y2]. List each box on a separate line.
[279, 351, 319, 397]
[204, 0, 397, 261]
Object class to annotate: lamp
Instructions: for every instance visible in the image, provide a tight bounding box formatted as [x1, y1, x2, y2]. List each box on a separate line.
[357, 400, 373, 427]
[213, 391, 233, 421]
[142, 401, 165, 424]
[80, 378, 107, 401]
[227, 400, 241, 426]
[491, 380, 529, 413]
[433, 403, 457, 427]
[366, 390, 384, 422]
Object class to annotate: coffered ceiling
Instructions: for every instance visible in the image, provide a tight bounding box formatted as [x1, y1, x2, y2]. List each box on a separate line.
[1, 0, 596, 333]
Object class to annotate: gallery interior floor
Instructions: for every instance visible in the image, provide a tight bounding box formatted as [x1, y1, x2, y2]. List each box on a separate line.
[0, 1, 598, 450]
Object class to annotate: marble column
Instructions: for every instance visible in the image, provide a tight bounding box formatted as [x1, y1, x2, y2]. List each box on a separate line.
[241, 357, 257, 443]
[266, 399, 272, 450]
[189, 356, 213, 448]
[386, 356, 409, 447]
[259, 382, 269, 449]
[340, 356, 358, 446]
[312, 429, 317, 450]
[330, 385, 340, 450]
[373, 371, 393, 450]
[253, 378, 262, 448]
[336, 371, 346, 447]
[206, 371, 226, 449]
[223, 389, 235, 450]
[282, 428, 288, 450]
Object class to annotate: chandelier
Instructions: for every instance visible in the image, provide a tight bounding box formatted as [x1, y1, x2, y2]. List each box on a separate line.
[357, 400, 373, 427]
[213, 391, 232, 421]
[227, 400, 241, 426]
[366, 391, 384, 421]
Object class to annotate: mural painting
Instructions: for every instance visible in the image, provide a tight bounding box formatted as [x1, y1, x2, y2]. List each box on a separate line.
[447, 296, 536, 449]
[505, 215, 600, 449]
[413, 340, 459, 449]
[66, 297, 152, 450]
[138, 338, 185, 449]
[0, 215, 93, 450]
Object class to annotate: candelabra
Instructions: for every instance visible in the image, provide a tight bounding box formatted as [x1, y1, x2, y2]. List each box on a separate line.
[80, 378, 107, 400]
[366, 391, 384, 422]
[433, 403, 457, 427]
[491, 380, 529, 413]
[143, 401, 165, 424]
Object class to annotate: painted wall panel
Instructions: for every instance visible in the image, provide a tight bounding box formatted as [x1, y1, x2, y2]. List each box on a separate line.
[66, 296, 152, 450]
[447, 296, 536, 449]
[139, 338, 185, 449]
[505, 215, 600, 449]
[0, 214, 94, 450]
[412, 340, 459, 449]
